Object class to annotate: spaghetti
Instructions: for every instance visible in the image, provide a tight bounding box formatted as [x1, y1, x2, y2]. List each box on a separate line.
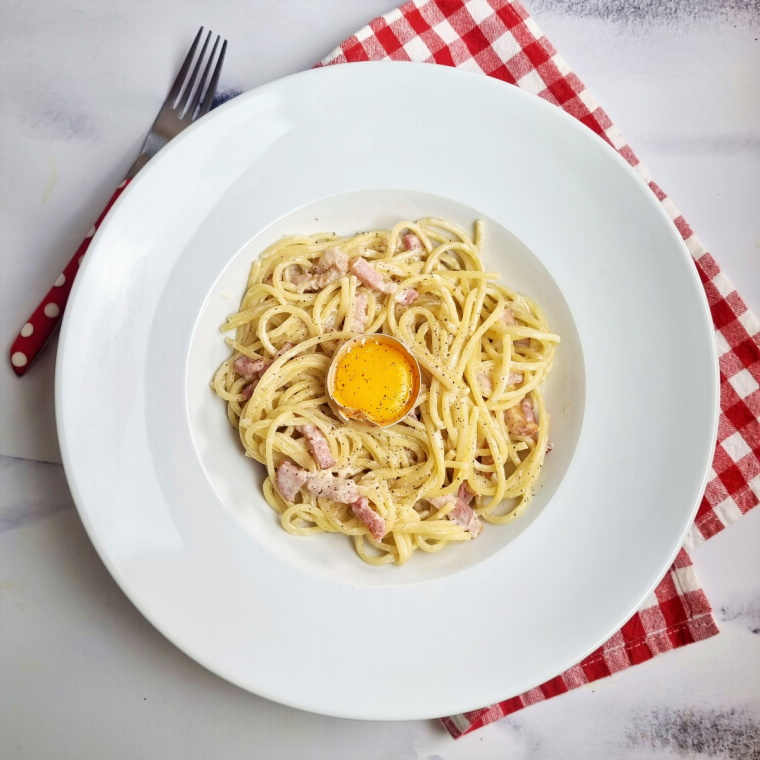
[212, 218, 559, 565]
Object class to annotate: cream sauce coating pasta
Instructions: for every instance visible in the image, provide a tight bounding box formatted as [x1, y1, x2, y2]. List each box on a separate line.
[212, 218, 560, 566]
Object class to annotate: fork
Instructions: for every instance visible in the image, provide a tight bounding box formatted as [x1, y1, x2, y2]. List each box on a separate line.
[9, 27, 227, 376]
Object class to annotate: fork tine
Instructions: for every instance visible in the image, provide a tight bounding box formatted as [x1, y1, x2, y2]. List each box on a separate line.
[167, 27, 204, 104]
[177, 30, 211, 117]
[187, 35, 220, 120]
[198, 38, 227, 117]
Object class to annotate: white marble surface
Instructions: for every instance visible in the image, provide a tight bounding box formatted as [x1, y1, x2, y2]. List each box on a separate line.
[1, 1, 759, 757]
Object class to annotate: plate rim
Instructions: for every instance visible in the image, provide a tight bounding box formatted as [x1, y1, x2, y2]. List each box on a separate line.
[55, 61, 719, 720]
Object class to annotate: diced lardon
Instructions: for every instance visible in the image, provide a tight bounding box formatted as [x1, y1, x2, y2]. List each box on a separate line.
[477, 371, 523, 395]
[273, 464, 389, 541]
[403, 233, 423, 251]
[522, 397, 536, 425]
[235, 354, 273, 401]
[276, 342, 295, 357]
[304, 474, 361, 504]
[291, 247, 349, 292]
[347, 291, 369, 332]
[239, 343, 295, 400]
[395, 288, 420, 306]
[276, 461, 309, 501]
[314, 247, 347, 274]
[502, 308, 530, 346]
[349, 257, 398, 295]
[457, 482, 473, 505]
[276, 462, 357, 503]
[477, 372, 494, 395]
[429, 483, 483, 537]
[449, 488, 483, 538]
[234, 355, 272, 377]
[351, 496, 387, 541]
[296, 424, 336, 470]
[504, 397, 539, 438]
[502, 308, 516, 326]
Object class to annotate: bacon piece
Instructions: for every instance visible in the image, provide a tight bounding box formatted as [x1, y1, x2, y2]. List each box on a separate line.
[429, 493, 456, 510]
[477, 372, 493, 395]
[351, 496, 387, 541]
[505, 397, 539, 438]
[314, 247, 348, 274]
[276, 342, 295, 357]
[395, 288, 420, 306]
[448, 500, 483, 538]
[478, 371, 522, 395]
[305, 474, 360, 504]
[240, 344, 294, 398]
[278, 462, 365, 507]
[429, 487, 482, 537]
[481, 454, 498, 480]
[522, 397, 536, 425]
[276, 461, 308, 501]
[403, 233, 423, 251]
[457, 481, 474, 506]
[296, 424, 336, 469]
[289, 274, 309, 290]
[241, 379, 258, 400]
[291, 247, 349, 292]
[349, 257, 397, 295]
[234, 355, 272, 377]
[504, 311, 530, 345]
[502, 308, 516, 326]
[291, 269, 342, 292]
[348, 291, 369, 332]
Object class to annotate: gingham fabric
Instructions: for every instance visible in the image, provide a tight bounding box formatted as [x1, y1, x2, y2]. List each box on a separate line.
[318, 0, 760, 738]
[443, 549, 718, 737]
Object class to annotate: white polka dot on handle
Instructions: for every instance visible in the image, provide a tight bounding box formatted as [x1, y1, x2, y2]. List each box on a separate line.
[11, 352, 28, 368]
[86, 226, 96, 238]
[44, 303, 60, 318]
[54, 274, 66, 287]
[20, 323, 34, 338]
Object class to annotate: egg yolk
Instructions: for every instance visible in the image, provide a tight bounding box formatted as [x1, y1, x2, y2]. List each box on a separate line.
[332, 338, 417, 426]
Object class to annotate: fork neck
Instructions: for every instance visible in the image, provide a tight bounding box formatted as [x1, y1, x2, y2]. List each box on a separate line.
[125, 153, 152, 180]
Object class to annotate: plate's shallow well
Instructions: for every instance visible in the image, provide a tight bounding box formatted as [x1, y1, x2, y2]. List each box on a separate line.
[57, 62, 717, 720]
[187, 189, 584, 586]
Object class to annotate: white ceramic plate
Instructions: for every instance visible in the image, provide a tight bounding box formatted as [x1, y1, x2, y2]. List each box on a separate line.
[57, 62, 718, 721]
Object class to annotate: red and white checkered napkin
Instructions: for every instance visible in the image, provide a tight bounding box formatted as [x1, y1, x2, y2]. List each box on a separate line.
[318, 0, 760, 737]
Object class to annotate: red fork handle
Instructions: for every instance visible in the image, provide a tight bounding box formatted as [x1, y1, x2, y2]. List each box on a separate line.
[9, 179, 131, 376]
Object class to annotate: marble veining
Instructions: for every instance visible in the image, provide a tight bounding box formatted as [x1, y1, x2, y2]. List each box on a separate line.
[210, 85, 243, 109]
[625, 706, 760, 759]
[0, 457, 73, 533]
[494, 717, 544, 755]
[719, 596, 760, 635]
[642, 134, 760, 156]
[14, 94, 101, 142]
[530, 0, 760, 24]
